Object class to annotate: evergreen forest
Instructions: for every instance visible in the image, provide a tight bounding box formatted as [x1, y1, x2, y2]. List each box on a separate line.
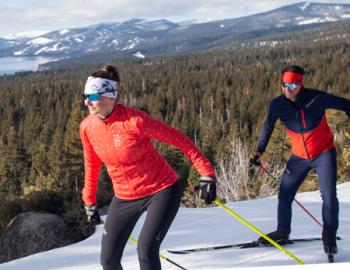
[1, 37, 349, 238]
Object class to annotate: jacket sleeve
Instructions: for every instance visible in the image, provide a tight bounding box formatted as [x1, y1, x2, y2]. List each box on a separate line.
[257, 100, 279, 154]
[135, 111, 215, 177]
[80, 123, 102, 206]
[323, 92, 350, 118]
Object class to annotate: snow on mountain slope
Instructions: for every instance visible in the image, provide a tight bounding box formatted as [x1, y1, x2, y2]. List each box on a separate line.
[1, 2, 350, 58]
[28, 38, 54, 45]
[1, 183, 349, 270]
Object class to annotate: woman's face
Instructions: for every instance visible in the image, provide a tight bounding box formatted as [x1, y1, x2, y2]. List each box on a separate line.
[84, 96, 115, 118]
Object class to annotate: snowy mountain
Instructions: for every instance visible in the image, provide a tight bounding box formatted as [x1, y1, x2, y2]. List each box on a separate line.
[1, 182, 349, 270]
[249, 1, 350, 28]
[1, 2, 350, 58]
[1, 19, 178, 57]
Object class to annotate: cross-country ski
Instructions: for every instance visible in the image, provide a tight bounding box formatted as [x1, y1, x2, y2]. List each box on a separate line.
[167, 237, 342, 255]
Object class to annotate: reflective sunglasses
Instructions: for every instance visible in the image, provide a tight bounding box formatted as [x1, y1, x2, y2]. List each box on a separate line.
[282, 82, 300, 91]
[81, 89, 115, 101]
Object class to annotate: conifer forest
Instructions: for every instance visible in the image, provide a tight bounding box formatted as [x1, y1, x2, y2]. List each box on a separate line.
[1, 37, 349, 237]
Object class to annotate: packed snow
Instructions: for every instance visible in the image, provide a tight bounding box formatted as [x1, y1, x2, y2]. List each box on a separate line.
[1, 183, 349, 270]
[111, 39, 119, 46]
[34, 44, 67, 55]
[133, 52, 145, 59]
[13, 48, 29, 56]
[27, 37, 53, 46]
[298, 17, 338, 25]
[74, 38, 83, 43]
[59, 29, 70, 35]
[122, 38, 142, 51]
[300, 2, 311, 11]
[122, 43, 136, 50]
[178, 18, 215, 25]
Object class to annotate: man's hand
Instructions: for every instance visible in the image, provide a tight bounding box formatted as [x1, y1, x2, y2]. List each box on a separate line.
[249, 152, 262, 168]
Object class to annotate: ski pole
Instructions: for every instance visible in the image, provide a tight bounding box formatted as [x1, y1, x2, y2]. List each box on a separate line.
[258, 164, 323, 229]
[293, 198, 323, 228]
[100, 220, 187, 269]
[214, 199, 304, 265]
[128, 236, 187, 270]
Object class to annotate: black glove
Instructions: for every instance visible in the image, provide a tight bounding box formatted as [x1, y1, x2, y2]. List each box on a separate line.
[198, 176, 217, 205]
[84, 205, 102, 225]
[249, 152, 262, 168]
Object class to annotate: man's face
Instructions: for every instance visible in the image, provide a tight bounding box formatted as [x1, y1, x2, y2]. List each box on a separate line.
[282, 82, 302, 101]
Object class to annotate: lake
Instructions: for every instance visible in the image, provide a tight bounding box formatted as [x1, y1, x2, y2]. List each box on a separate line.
[0, 56, 58, 75]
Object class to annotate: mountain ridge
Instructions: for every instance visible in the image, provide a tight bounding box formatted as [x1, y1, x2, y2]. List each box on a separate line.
[1, 2, 350, 58]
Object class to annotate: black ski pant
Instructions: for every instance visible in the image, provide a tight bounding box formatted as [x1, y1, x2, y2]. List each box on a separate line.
[277, 148, 339, 238]
[101, 181, 182, 270]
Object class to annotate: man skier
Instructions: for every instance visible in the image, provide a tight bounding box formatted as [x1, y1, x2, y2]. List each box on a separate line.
[250, 65, 350, 256]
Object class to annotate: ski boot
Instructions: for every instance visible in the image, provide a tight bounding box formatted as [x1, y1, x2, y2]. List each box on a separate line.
[322, 234, 338, 263]
[258, 230, 290, 246]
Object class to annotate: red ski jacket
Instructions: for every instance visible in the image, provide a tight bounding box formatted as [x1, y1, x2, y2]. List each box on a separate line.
[80, 104, 215, 205]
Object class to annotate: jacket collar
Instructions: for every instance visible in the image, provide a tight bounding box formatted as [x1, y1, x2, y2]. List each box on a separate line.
[96, 103, 122, 124]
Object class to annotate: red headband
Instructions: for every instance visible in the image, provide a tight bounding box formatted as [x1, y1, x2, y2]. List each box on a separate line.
[282, 72, 304, 84]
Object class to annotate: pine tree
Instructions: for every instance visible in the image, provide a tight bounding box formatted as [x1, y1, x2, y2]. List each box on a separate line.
[0, 127, 30, 196]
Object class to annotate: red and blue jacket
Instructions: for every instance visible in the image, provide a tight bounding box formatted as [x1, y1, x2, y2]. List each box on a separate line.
[258, 88, 350, 160]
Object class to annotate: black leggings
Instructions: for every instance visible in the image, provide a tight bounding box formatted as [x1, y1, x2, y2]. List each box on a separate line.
[101, 181, 182, 270]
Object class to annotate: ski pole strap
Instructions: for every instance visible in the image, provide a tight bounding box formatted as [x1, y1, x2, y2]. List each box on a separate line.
[128, 236, 187, 270]
[214, 199, 304, 265]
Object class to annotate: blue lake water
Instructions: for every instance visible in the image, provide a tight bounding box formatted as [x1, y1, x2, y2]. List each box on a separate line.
[0, 56, 57, 75]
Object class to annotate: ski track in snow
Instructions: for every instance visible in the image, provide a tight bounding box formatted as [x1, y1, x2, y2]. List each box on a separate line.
[1, 183, 349, 270]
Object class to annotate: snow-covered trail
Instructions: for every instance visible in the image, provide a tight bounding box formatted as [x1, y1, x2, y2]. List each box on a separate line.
[1, 183, 349, 270]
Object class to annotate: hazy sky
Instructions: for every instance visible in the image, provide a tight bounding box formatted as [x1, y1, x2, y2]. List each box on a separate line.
[1, 0, 350, 38]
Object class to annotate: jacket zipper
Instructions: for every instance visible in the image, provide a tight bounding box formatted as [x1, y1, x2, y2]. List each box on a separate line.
[300, 109, 311, 159]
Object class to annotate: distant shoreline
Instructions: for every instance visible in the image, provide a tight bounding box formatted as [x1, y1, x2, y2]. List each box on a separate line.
[0, 56, 58, 75]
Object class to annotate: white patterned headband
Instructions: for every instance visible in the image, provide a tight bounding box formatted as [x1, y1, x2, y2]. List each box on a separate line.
[84, 76, 118, 99]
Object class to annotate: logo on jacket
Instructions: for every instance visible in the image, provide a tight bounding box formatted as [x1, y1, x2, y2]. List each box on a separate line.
[112, 133, 122, 147]
[305, 99, 315, 108]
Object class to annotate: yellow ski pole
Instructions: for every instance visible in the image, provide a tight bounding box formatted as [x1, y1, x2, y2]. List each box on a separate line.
[214, 199, 304, 265]
[128, 236, 187, 270]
